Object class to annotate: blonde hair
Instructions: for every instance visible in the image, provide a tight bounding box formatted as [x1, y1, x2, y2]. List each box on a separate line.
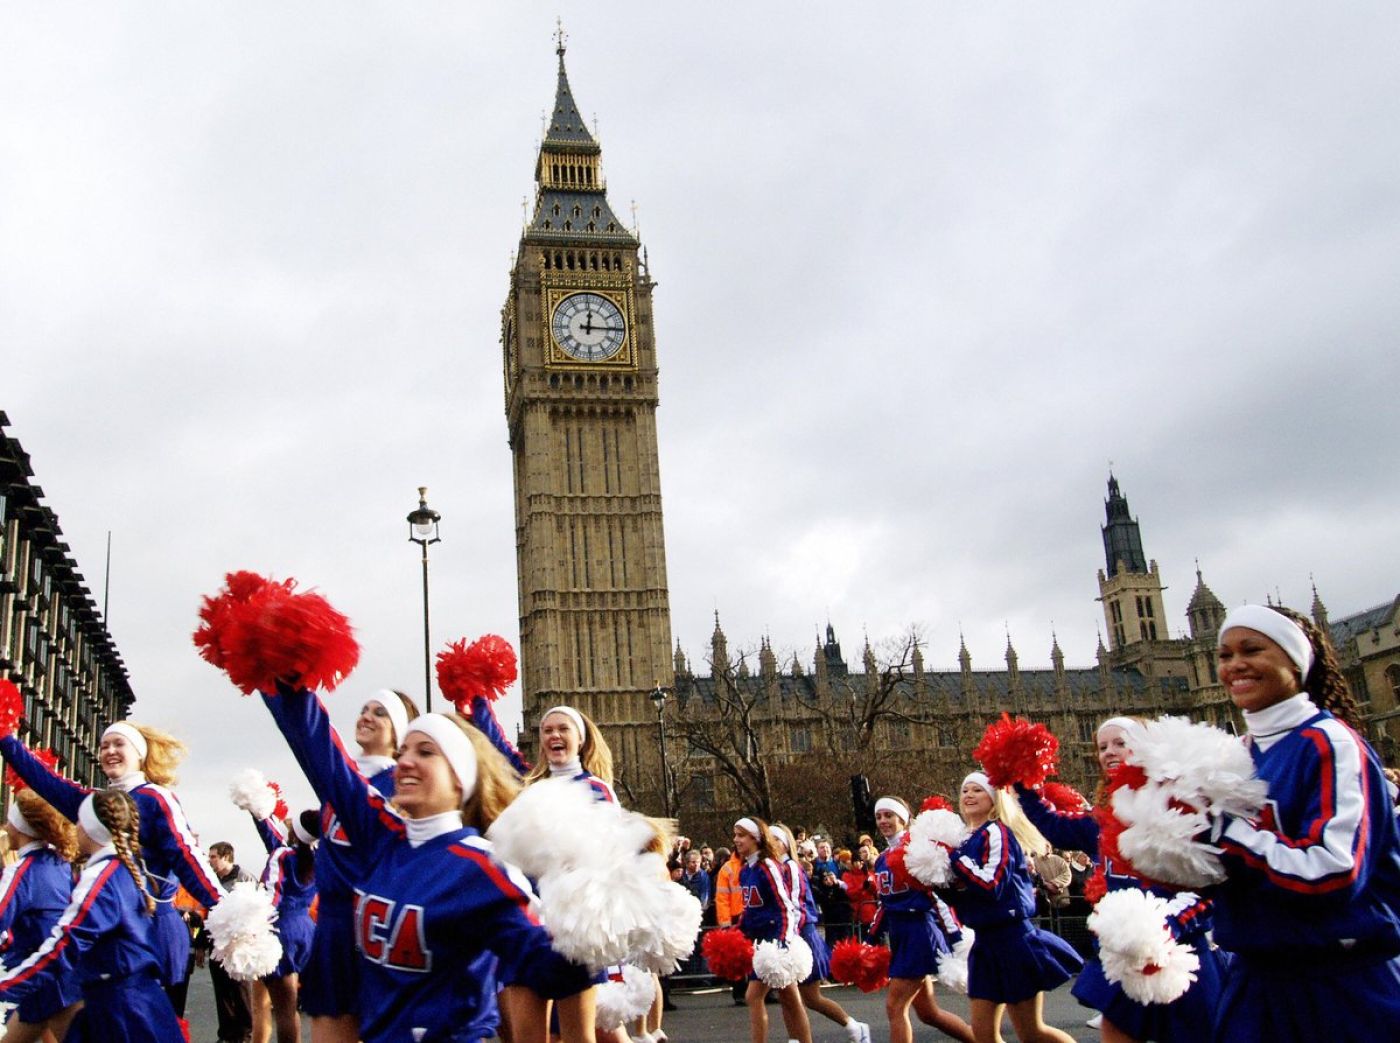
[643, 817, 678, 857]
[985, 786, 1052, 858]
[92, 789, 158, 915]
[454, 717, 523, 833]
[524, 706, 614, 786]
[15, 790, 78, 863]
[128, 723, 187, 787]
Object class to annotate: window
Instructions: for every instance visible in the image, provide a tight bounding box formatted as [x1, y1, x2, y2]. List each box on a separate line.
[690, 773, 715, 810]
[791, 726, 812, 754]
[1079, 717, 1097, 743]
[1388, 665, 1400, 708]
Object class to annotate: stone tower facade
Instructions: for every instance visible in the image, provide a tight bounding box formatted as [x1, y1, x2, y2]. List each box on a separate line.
[501, 39, 672, 806]
[1096, 475, 1181, 680]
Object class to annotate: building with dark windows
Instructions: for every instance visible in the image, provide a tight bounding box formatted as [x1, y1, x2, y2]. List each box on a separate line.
[0, 412, 134, 788]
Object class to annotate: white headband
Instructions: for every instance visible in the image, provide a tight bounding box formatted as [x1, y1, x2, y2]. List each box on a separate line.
[962, 771, 993, 795]
[78, 794, 112, 846]
[1097, 717, 1144, 741]
[735, 817, 760, 840]
[102, 723, 148, 761]
[367, 690, 410, 746]
[874, 797, 910, 822]
[290, 812, 318, 846]
[405, 714, 478, 800]
[1219, 605, 1314, 679]
[541, 705, 586, 739]
[7, 802, 35, 838]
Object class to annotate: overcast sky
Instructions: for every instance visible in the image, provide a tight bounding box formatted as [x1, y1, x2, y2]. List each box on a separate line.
[4, 3, 1398, 855]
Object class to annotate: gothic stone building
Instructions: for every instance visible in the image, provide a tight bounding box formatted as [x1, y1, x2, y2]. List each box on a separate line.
[665, 477, 1397, 842]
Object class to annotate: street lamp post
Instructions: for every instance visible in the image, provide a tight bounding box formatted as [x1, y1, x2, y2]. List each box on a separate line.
[650, 681, 671, 817]
[406, 487, 441, 712]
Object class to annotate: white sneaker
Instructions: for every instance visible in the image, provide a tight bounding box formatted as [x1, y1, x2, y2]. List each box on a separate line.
[1086, 1013, 1103, 1029]
[848, 1022, 872, 1043]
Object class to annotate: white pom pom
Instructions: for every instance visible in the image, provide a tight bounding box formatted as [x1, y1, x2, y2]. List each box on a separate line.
[594, 965, 657, 1031]
[934, 929, 975, 995]
[1113, 782, 1223, 888]
[228, 768, 277, 819]
[751, 936, 812, 989]
[205, 881, 283, 981]
[491, 780, 694, 972]
[626, 869, 704, 974]
[1131, 716, 1267, 819]
[1090, 889, 1199, 1004]
[911, 808, 970, 850]
[904, 807, 967, 887]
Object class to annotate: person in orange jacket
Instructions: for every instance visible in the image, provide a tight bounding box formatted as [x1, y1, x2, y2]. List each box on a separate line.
[713, 847, 746, 1005]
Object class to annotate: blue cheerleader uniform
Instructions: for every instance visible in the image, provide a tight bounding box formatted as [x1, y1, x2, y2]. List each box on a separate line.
[264, 684, 592, 1043]
[871, 834, 961, 980]
[253, 816, 317, 979]
[780, 856, 830, 983]
[0, 737, 225, 990]
[0, 846, 184, 1041]
[1016, 783, 1225, 1040]
[0, 842, 82, 1023]
[947, 821, 1083, 1004]
[298, 752, 395, 1019]
[1209, 694, 1400, 1043]
[738, 853, 803, 980]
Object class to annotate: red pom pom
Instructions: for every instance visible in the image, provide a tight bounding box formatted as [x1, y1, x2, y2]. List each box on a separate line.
[920, 794, 955, 813]
[701, 927, 753, 981]
[829, 938, 892, 992]
[270, 781, 289, 823]
[193, 572, 359, 695]
[973, 713, 1060, 789]
[4, 748, 58, 792]
[1041, 781, 1090, 814]
[884, 838, 925, 894]
[178, 1018, 191, 1042]
[0, 680, 23, 739]
[1083, 864, 1107, 906]
[1092, 761, 1170, 889]
[435, 634, 518, 708]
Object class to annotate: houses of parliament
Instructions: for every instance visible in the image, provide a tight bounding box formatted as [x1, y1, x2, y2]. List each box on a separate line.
[500, 39, 1400, 838]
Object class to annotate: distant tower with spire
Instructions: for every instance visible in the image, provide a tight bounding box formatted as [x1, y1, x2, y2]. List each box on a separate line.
[1096, 474, 1181, 681]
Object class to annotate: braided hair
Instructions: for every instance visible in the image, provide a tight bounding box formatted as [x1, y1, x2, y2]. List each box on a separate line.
[91, 789, 159, 916]
[1267, 605, 1363, 729]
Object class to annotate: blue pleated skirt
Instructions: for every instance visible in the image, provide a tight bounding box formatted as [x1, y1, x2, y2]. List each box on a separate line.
[298, 902, 360, 1017]
[800, 923, 830, 984]
[886, 911, 952, 980]
[69, 974, 184, 1042]
[267, 906, 315, 980]
[966, 919, 1082, 1004]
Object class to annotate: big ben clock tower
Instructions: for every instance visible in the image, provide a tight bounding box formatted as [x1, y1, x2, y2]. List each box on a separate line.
[501, 34, 673, 807]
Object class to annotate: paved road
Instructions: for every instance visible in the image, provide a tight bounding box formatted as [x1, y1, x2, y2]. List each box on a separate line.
[184, 973, 1099, 1041]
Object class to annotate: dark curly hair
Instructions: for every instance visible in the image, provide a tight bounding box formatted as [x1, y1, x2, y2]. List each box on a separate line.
[1264, 605, 1362, 728]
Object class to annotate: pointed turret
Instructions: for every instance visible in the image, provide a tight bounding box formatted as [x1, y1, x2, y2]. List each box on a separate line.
[526, 36, 633, 243]
[759, 635, 778, 685]
[823, 622, 848, 678]
[1050, 632, 1065, 679]
[1101, 473, 1148, 577]
[1311, 577, 1330, 630]
[710, 611, 729, 675]
[673, 640, 688, 679]
[1186, 562, 1226, 640]
[1005, 630, 1020, 693]
[958, 630, 972, 675]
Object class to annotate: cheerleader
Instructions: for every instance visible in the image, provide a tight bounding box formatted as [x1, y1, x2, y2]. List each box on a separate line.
[0, 721, 224, 1008]
[867, 799, 973, 1043]
[771, 823, 872, 1043]
[262, 681, 596, 1042]
[1209, 605, 1400, 1042]
[950, 773, 1081, 1043]
[1014, 719, 1223, 1043]
[731, 816, 812, 1043]
[302, 689, 417, 1043]
[0, 789, 185, 1041]
[251, 809, 320, 1043]
[0, 790, 81, 1042]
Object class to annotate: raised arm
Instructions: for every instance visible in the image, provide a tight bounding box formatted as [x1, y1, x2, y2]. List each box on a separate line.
[261, 684, 404, 852]
[1013, 782, 1101, 858]
[0, 737, 88, 822]
[468, 695, 531, 776]
[253, 813, 288, 856]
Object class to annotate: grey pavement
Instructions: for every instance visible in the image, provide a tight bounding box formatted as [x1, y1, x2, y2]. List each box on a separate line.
[184, 972, 1099, 1042]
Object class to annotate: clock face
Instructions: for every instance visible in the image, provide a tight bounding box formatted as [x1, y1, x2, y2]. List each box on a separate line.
[550, 292, 627, 362]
